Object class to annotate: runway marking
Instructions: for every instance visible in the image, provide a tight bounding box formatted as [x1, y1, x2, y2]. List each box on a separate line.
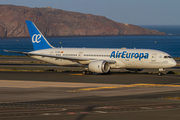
[166, 106, 174, 108]
[95, 111, 107, 113]
[80, 112, 90, 114]
[140, 107, 153, 110]
[0, 80, 119, 88]
[40, 113, 61, 116]
[162, 97, 180, 100]
[68, 83, 180, 92]
[155, 106, 164, 109]
[66, 112, 77, 114]
[69, 74, 83, 75]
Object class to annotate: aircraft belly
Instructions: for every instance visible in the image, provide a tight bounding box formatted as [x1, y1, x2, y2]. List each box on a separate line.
[31, 56, 78, 65]
[125, 59, 137, 68]
[78, 60, 91, 65]
[135, 60, 144, 68]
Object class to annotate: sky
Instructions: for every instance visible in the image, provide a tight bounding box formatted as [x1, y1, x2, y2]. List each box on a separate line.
[1, 0, 180, 25]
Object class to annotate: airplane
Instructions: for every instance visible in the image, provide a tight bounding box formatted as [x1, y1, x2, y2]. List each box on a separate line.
[4, 20, 177, 76]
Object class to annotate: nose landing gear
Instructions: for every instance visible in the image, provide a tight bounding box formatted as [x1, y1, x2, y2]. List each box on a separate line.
[158, 68, 164, 76]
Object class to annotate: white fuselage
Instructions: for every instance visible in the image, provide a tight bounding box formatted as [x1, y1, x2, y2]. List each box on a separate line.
[30, 48, 177, 69]
[7, 20, 176, 74]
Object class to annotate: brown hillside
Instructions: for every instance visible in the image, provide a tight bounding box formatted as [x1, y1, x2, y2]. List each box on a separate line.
[0, 5, 166, 38]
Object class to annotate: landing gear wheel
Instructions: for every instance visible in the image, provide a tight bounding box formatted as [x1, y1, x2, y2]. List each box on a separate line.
[82, 70, 86, 75]
[86, 71, 92, 75]
[82, 70, 92, 75]
[158, 72, 162, 76]
[107, 70, 111, 74]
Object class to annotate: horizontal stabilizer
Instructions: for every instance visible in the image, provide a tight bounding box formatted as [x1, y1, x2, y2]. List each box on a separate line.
[4, 50, 28, 55]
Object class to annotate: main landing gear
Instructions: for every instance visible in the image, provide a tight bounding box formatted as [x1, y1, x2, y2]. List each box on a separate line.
[82, 70, 111, 75]
[82, 70, 92, 75]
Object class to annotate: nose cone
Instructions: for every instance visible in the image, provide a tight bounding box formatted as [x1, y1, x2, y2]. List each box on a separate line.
[171, 59, 177, 67]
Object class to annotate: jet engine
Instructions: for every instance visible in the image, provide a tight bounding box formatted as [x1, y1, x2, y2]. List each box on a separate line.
[88, 60, 110, 73]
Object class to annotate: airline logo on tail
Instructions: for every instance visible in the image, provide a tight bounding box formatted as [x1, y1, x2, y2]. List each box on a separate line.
[32, 34, 41, 43]
[25, 20, 54, 50]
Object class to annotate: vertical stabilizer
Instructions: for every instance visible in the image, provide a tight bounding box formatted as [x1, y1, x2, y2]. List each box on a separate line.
[25, 20, 54, 50]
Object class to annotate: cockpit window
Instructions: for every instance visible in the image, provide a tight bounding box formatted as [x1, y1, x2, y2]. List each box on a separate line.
[164, 56, 172, 58]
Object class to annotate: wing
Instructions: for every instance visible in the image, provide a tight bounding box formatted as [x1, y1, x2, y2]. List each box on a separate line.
[4, 50, 116, 64]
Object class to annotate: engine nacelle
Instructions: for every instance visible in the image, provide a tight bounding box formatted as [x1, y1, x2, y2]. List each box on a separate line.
[88, 61, 110, 73]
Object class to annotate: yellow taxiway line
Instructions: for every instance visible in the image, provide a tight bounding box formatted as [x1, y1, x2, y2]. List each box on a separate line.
[69, 74, 83, 75]
[68, 83, 180, 92]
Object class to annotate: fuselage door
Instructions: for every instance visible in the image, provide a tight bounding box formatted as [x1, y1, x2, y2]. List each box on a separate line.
[151, 53, 157, 61]
[78, 52, 83, 57]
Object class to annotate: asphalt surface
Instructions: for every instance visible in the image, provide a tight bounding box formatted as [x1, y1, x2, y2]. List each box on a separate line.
[0, 57, 180, 120]
[0, 71, 180, 84]
[0, 71, 180, 120]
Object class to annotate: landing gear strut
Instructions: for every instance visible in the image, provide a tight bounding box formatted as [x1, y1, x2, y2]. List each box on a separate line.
[158, 68, 164, 76]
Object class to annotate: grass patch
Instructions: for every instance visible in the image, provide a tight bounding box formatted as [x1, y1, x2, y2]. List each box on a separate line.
[0, 55, 29, 58]
[174, 57, 180, 60]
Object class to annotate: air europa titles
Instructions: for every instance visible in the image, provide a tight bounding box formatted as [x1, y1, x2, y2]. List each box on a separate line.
[110, 51, 149, 60]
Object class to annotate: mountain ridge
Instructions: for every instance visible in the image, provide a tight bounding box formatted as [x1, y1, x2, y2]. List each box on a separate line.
[0, 5, 166, 38]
